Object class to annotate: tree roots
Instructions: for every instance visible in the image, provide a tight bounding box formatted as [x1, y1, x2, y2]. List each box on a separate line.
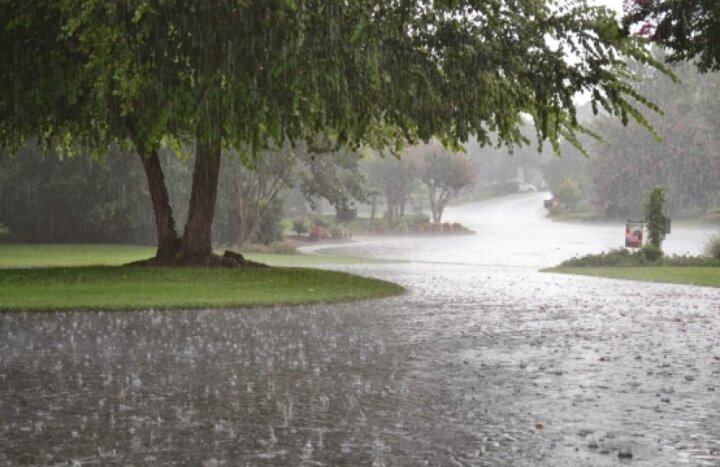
[127, 250, 269, 268]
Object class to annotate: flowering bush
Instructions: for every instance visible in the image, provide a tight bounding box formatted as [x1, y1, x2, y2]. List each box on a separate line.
[309, 226, 331, 241]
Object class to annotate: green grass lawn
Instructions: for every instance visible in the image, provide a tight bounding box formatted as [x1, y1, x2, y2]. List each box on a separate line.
[0, 244, 404, 310]
[0, 243, 388, 268]
[241, 251, 396, 266]
[0, 244, 157, 268]
[546, 266, 720, 288]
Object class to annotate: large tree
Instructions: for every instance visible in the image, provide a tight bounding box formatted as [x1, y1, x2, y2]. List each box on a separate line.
[624, 0, 720, 72]
[1, 0, 665, 265]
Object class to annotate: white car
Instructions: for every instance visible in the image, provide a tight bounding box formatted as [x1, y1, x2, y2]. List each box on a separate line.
[517, 182, 537, 193]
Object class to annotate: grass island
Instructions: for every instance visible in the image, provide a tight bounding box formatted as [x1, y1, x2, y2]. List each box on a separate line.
[0, 244, 404, 311]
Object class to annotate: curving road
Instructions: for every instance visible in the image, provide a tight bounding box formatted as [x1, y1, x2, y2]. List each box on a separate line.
[1, 193, 719, 465]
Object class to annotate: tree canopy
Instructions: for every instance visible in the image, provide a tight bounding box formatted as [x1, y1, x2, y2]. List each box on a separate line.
[539, 49, 720, 220]
[624, 0, 720, 72]
[365, 153, 420, 224]
[416, 146, 478, 223]
[1, 0, 665, 264]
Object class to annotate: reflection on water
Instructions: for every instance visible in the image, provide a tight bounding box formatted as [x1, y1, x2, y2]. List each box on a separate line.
[1, 193, 719, 465]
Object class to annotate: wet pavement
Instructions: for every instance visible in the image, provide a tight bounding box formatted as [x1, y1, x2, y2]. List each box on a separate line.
[2, 193, 719, 465]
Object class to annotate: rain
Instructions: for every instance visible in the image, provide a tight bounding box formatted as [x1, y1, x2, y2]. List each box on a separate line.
[2, 193, 719, 465]
[1, 1, 720, 466]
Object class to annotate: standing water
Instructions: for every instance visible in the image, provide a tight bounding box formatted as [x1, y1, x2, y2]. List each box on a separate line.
[1, 193, 719, 465]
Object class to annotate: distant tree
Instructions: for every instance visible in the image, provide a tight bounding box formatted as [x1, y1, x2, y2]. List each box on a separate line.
[541, 136, 594, 201]
[705, 234, 720, 260]
[365, 154, 419, 225]
[554, 177, 583, 209]
[587, 53, 720, 218]
[298, 150, 368, 222]
[418, 148, 478, 223]
[0, 145, 157, 243]
[231, 148, 296, 246]
[246, 198, 285, 245]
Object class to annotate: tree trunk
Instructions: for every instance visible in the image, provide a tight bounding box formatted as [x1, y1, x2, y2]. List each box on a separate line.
[139, 150, 179, 260]
[428, 186, 440, 223]
[179, 134, 222, 261]
[234, 168, 249, 246]
[387, 202, 395, 225]
[236, 203, 249, 246]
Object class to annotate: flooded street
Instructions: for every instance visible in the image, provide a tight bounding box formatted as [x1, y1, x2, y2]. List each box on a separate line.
[2, 193, 720, 465]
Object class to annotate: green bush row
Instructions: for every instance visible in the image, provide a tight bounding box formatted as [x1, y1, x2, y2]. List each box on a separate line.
[559, 247, 720, 268]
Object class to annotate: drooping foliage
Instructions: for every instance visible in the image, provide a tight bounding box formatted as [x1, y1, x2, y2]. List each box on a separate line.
[1, 0, 666, 263]
[537, 45, 720, 220]
[624, 0, 720, 72]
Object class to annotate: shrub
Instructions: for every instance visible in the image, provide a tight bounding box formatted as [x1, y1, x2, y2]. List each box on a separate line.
[309, 214, 331, 229]
[641, 244, 663, 262]
[559, 248, 720, 268]
[329, 225, 342, 238]
[409, 222, 427, 233]
[292, 218, 308, 236]
[554, 177, 582, 209]
[406, 213, 431, 226]
[322, 225, 352, 239]
[662, 254, 720, 267]
[559, 248, 645, 267]
[248, 199, 284, 244]
[309, 226, 331, 241]
[705, 234, 720, 260]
